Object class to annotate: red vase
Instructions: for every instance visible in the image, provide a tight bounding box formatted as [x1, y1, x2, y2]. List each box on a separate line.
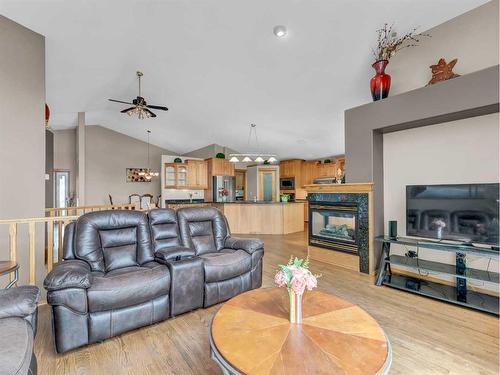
[370, 60, 391, 101]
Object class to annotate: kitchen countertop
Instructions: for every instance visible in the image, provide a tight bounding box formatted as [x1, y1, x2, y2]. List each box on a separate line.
[164, 201, 304, 205]
[219, 201, 304, 205]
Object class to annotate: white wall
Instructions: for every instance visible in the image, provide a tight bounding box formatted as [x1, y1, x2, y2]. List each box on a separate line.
[383, 113, 500, 285]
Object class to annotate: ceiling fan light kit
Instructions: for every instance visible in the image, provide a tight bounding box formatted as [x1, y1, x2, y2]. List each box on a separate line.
[109, 71, 168, 119]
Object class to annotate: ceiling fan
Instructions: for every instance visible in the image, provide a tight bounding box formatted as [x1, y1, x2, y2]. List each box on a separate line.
[108, 71, 168, 119]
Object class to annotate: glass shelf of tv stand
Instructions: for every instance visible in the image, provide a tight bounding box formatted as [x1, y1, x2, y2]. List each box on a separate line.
[375, 235, 499, 315]
[375, 236, 500, 258]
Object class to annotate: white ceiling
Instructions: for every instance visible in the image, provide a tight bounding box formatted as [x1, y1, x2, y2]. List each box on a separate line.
[0, 0, 488, 159]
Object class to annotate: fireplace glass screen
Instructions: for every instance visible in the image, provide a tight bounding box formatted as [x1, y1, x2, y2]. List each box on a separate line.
[311, 207, 356, 242]
[309, 203, 359, 253]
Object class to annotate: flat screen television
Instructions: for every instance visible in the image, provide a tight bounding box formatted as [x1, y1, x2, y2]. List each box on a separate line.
[406, 183, 499, 246]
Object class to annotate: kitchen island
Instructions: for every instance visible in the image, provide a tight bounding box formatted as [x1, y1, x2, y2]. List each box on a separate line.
[215, 201, 305, 235]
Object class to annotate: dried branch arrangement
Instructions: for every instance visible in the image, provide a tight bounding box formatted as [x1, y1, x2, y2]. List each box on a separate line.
[372, 23, 430, 61]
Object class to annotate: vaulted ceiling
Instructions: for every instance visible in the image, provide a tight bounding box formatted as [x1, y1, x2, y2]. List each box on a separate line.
[0, 0, 488, 158]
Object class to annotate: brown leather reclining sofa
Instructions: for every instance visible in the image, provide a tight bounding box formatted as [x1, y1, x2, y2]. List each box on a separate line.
[43, 207, 263, 353]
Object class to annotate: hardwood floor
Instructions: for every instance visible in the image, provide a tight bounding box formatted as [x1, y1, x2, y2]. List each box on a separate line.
[35, 230, 499, 374]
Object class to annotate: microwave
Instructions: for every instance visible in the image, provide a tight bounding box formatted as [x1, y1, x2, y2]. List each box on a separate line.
[280, 177, 295, 190]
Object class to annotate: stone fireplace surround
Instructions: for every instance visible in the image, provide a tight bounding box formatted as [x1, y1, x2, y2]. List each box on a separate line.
[305, 183, 374, 274]
[308, 193, 369, 273]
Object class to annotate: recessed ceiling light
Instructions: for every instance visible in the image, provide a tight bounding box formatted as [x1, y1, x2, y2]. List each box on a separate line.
[273, 25, 287, 38]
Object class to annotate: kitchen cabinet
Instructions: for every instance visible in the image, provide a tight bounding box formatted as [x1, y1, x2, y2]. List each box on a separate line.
[279, 156, 346, 188]
[279, 159, 303, 178]
[186, 160, 208, 189]
[207, 158, 235, 176]
[164, 163, 188, 188]
[316, 163, 336, 178]
[301, 160, 320, 185]
[235, 170, 246, 190]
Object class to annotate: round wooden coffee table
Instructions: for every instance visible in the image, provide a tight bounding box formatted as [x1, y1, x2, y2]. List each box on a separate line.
[210, 288, 391, 375]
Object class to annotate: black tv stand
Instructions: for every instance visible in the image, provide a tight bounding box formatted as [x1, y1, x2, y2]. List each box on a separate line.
[375, 236, 499, 315]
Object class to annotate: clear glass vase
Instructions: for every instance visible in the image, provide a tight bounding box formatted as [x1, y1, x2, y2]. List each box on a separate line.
[288, 289, 303, 324]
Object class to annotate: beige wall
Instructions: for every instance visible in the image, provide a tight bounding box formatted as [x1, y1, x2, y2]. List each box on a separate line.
[85, 125, 176, 205]
[53, 128, 77, 197]
[389, 0, 499, 95]
[383, 114, 500, 284]
[0, 15, 45, 286]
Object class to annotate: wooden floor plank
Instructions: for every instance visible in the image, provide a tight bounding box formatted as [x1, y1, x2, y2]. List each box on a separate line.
[35, 230, 499, 374]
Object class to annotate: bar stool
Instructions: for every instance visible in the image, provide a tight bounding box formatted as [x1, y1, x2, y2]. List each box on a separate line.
[0, 261, 19, 289]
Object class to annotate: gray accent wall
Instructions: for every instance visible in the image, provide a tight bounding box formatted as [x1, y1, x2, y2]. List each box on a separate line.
[182, 143, 239, 159]
[345, 1, 499, 266]
[53, 128, 77, 198]
[388, 0, 499, 96]
[0, 15, 45, 286]
[85, 125, 177, 205]
[45, 130, 54, 208]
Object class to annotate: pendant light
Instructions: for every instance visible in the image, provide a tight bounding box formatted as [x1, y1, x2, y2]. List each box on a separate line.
[138, 130, 159, 180]
[229, 124, 278, 163]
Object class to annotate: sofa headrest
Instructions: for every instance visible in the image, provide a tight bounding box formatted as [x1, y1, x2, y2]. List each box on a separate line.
[148, 208, 182, 252]
[177, 207, 229, 254]
[75, 210, 153, 272]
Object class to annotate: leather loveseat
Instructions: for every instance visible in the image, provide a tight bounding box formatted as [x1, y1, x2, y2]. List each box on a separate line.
[43, 207, 263, 353]
[0, 285, 40, 375]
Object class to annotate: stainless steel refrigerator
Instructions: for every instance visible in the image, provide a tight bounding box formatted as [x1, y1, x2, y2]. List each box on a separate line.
[212, 176, 236, 202]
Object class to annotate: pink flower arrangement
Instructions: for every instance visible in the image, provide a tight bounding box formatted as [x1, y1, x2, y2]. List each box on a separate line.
[274, 256, 320, 296]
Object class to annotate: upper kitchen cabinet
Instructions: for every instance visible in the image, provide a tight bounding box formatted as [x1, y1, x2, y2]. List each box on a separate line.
[164, 163, 188, 188]
[279, 159, 304, 178]
[207, 158, 235, 176]
[186, 159, 208, 189]
[279, 156, 346, 187]
[316, 162, 336, 178]
[164, 160, 207, 189]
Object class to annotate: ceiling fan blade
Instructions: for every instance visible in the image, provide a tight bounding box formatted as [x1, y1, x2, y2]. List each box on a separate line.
[146, 104, 168, 111]
[120, 107, 136, 113]
[109, 99, 134, 105]
[144, 108, 157, 118]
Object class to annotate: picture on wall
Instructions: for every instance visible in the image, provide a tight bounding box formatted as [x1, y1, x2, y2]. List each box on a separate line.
[126, 168, 151, 182]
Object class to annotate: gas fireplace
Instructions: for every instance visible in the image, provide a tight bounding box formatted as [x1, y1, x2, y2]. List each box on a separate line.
[308, 202, 359, 254]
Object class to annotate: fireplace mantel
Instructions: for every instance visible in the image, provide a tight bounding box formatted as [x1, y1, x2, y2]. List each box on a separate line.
[304, 183, 373, 193]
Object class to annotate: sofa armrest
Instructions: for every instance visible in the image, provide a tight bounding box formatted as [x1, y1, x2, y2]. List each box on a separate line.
[155, 246, 196, 263]
[44, 260, 92, 291]
[0, 285, 40, 319]
[225, 237, 264, 254]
